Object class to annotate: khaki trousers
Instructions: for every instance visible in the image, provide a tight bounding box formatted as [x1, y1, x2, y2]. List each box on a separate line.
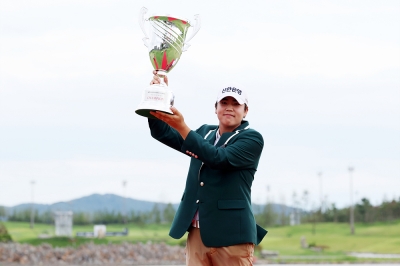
[185, 227, 254, 266]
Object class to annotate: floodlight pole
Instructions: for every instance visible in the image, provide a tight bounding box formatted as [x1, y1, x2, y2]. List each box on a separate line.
[266, 185, 271, 225]
[349, 167, 355, 235]
[123, 180, 127, 224]
[30, 180, 35, 229]
[318, 172, 323, 216]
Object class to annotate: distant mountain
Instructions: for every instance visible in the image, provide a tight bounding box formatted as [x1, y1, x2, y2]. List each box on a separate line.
[3, 194, 177, 215]
[2, 193, 299, 215]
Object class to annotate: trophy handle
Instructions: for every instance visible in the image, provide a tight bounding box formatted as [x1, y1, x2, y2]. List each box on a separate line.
[183, 14, 201, 52]
[139, 7, 150, 47]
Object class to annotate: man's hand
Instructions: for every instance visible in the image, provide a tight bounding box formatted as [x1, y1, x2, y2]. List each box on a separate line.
[150, 106, 191, 140]
[150, 70, 169, 86]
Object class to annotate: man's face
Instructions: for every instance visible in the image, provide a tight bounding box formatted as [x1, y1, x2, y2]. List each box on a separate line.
[216, 96, 248, 130]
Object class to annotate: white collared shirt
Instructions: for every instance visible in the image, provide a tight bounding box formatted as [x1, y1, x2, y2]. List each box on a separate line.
[214, 128, 221, 146]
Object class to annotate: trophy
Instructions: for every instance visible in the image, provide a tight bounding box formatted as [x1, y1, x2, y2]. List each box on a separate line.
[135, 7, 201, 118]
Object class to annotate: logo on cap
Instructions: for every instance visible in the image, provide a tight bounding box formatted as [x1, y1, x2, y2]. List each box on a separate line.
[222, 87, 242, 95]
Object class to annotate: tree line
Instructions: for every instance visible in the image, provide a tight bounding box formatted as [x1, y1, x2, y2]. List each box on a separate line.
[1, 197, 399, 226]
[0, 203, 176, 225]
[255, 194, 400, 228]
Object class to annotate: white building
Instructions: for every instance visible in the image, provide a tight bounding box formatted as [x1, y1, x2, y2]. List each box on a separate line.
[54, 211, 73, 237]
[94, 225, 107, 238]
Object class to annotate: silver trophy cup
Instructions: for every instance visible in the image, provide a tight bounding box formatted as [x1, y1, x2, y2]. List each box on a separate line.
[135, 7, 201, 118]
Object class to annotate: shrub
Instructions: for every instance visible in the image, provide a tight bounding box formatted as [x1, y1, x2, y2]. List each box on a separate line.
[0, 223, 12, 242]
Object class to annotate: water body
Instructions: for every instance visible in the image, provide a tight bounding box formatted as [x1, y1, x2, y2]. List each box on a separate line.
[348, 252, 400, 259]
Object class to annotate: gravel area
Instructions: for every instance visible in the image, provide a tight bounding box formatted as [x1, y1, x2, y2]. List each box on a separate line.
[0, 242, 185, 265]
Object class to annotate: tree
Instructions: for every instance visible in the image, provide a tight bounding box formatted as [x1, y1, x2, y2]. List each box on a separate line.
[311, 202, 317, 235]
[332, 203, 338, 223]
[150, 204, 161, 224]
[279, 194, 287, 226]
[163, 203, 176, 224]
[291, 191, 301, 224]
[0, 206, 6, 217]
[73, 212, 91, 225]
[261, 202, 277, 226]
[301, 190, 309, 222]
[356, 198, 373, 223]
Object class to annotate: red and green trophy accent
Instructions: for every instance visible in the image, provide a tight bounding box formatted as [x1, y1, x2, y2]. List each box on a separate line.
[148, 16, 190, 73]
[136, 7, 201, 118]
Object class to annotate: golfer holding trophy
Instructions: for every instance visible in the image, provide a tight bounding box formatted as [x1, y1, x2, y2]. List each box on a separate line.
[139, 7, 267, 266]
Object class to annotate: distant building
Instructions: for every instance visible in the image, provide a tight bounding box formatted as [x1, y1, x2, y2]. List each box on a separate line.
[54, 211, 73, 237]
[290, 210, 301, 226]
[94, 225, 106, 238]
[76, 225, 128, 238]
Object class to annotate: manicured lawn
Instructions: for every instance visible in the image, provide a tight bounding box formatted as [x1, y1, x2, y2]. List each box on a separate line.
[3, 220, 400, 257]
[260, 220, 400, 255]
[3, 222, 185, 247]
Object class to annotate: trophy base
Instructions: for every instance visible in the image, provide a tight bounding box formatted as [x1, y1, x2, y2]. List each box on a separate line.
[135, 84, 174, 119]
[135, 107, 173, 119]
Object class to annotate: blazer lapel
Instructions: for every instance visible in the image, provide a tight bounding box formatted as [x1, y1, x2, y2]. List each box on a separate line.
[216, 131, 234, 147]
[215, 121, 250, 147]
[208, 131, 217, 145]
[204, 128, 217, 145]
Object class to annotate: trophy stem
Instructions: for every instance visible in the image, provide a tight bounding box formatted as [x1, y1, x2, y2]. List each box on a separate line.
[155, 70, 167, 86]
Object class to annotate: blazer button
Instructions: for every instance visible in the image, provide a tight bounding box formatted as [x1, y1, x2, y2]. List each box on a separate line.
[196, 200, 199, 203]
[200, 182, 204, 186]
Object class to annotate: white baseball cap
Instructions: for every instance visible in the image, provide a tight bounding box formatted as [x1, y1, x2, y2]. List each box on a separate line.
[216, 86, 248, 105]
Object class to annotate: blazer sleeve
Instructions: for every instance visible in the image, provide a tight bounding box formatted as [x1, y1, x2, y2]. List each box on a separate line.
[148, 118, 184, 152]
[181, 129, 263, 170]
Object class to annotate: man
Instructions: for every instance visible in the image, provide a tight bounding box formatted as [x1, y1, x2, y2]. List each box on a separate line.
[148, 71, 267, 265]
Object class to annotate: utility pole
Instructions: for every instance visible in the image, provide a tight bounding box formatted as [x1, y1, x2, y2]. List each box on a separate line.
[318, 172, 323, 219]
[349, 167, 355, 235]
[122, 180, 127, 224]
[30, 180, 35, 229]
[311, 202, 316, 235]
[266, 185, 273, 226]
[266, 185, 269, 224]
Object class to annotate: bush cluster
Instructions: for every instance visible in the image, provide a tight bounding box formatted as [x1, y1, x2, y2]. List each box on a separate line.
[0, 223, 12, 242]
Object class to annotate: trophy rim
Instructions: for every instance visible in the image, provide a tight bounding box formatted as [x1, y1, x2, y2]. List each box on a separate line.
[149, 15, 191, 25]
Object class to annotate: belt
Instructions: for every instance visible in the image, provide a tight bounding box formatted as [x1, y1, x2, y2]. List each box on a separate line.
[191, 219, 200, 228]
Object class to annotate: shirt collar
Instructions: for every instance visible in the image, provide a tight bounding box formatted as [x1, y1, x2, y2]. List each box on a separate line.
[214, 128, 221, 146]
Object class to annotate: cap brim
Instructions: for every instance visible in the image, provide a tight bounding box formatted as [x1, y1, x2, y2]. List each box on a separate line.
[217, 92, 246, 105]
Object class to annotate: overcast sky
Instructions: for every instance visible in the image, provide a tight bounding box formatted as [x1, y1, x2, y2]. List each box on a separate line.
[0, 0, 399, 209]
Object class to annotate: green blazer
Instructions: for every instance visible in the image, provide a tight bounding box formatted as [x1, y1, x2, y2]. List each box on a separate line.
[148, 119, 267, 247]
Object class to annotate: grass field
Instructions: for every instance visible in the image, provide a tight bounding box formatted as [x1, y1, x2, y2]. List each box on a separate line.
[3, 220, 400, 262]
[260, 220, 400, 255]
[3, 222, 185, 247]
